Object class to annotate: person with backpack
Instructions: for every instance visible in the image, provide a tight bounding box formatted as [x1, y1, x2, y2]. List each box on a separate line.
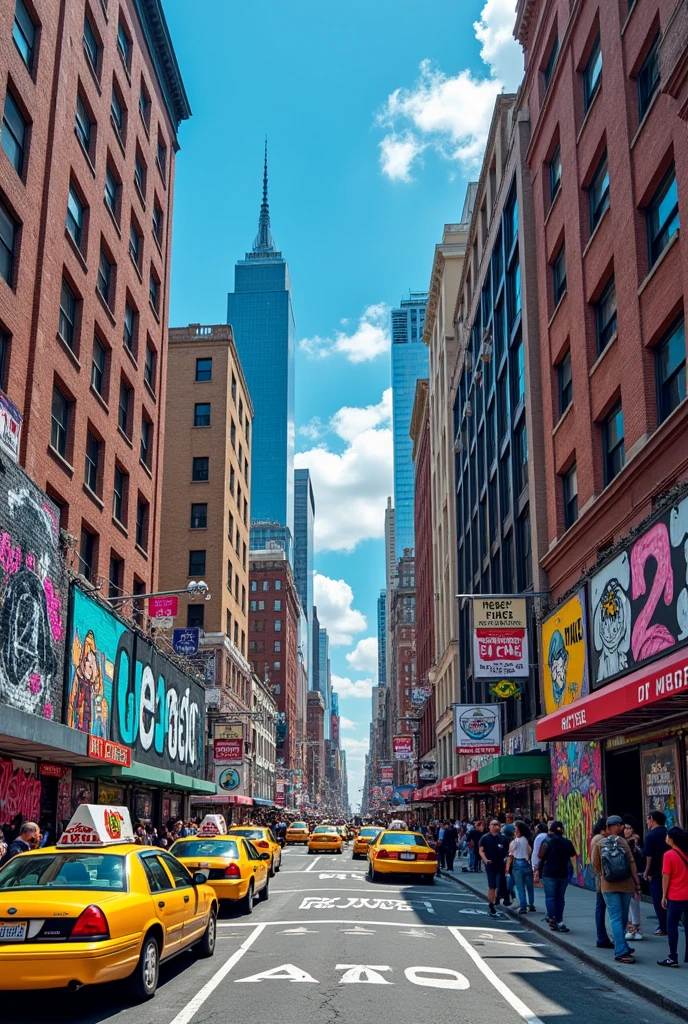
[592, 815, 642, 964]
[657, 826, 688, 968]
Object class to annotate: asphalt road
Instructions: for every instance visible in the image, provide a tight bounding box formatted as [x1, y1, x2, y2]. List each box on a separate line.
[5, 844, 683, 1024]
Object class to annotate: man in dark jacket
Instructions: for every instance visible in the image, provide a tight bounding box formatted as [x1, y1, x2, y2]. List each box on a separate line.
[642, 809, 668, 935]
[0, 821, 40, 866]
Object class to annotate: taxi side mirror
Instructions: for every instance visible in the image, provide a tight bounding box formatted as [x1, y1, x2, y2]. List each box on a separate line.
[259, 852, 271, 861]
[192, 872, 207, 885]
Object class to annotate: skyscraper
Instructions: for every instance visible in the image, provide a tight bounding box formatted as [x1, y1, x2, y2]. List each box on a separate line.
[377, 590, 387, 687]
[318, 627, 331, 740]
[294, 469, 315, 688]
[228, 142, 295, 551]
[391, 292, 428, 558]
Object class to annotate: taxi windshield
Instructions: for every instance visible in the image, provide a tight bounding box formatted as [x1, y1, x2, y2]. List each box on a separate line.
[290, 823, 307, 829]
[360, 828, 382, 837]
[170, 840, 239, 859]
[313, 827, 336, 834]
[0, 853, 127, 891]
[228, 829, 265, 839]
[380, 833, 428, 847]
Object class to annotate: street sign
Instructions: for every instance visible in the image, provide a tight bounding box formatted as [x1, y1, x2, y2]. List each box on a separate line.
[173, 627, 200, 655]
[214, 738, 243, 764]
[151, 616, 173, 630]
[149, 596, 178, 618]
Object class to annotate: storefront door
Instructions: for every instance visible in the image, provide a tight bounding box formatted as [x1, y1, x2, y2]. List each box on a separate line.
[605, 747, 643, 827]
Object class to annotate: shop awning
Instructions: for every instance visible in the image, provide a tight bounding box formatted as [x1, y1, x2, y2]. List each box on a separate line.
[435, 772, 492, 795]
[536, 645, 688, 743]
[477, 754, 551, 784]
[252, 798, 275, 807]
[191, 793, 253, 806]
[73, 761, 217, 793]
[0, 704, 94, 767]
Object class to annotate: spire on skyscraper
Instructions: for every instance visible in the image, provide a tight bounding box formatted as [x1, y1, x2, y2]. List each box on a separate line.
[252, 137, 276, 253]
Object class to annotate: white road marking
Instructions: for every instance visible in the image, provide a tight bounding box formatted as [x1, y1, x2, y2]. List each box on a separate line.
[270, 887, 480, 902]
[280, 927, 319, 934]
[168, 923, 265, 1024]
[235, 964, 318, 984]
[340, 926, 376, 934]
[450, 927, 545, 1024]
[304, 856, 321, 872]
[336, 964, 392, 984]
[400, 929, 434, 938]
[219, 919, 525, 931]
[405, 966, 470, 990]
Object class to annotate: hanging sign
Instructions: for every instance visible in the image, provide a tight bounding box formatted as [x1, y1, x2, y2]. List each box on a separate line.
[214, 738, 243, 764]
[149, 596, 178, 618]
[173, 627, 199, 656]
[453, 704, 502, 755]
[393, 736, 414, 761]
[472, 598, 529, 678]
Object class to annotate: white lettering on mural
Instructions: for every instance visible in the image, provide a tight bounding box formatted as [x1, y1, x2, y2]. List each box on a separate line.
[139, 666, 155, 751]
[561, 709, 587, 730]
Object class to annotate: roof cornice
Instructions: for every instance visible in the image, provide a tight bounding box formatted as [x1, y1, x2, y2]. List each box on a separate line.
[135, 0, 192, 134]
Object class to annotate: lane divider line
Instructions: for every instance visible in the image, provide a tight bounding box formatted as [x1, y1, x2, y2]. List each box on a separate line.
[218, 919, 527, 931]
[169, 923, 266, 1024]
[305, 856, 321, 872]
[449, 926, 545, 1024]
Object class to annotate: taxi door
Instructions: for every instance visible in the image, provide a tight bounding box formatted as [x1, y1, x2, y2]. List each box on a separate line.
[243, 839, 269, 893]
[158, 852, 208, 946]
[139, 852, 188, 958]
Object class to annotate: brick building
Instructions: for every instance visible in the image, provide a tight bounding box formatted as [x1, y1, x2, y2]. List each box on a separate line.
[389, 550, 416, 785]
[306, 689, 325, 809]
[0, 0, 190, 597]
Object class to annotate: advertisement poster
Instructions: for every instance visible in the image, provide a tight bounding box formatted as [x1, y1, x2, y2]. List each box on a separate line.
[97, 785, 125, 805]
[411, 686, 432, 707]
[541, 588, 589, 714]
[393, 735, 414, 761]
[641, 742, 681, 829]
[472, 598, 529, 678]
[454, 704, 501, 755]
[214, 738, 243, 764]
[392, 784, 415, 806]
[380, 765, 394, 782]
[215, 765, 242, 794]
[418, 760, 437, 783]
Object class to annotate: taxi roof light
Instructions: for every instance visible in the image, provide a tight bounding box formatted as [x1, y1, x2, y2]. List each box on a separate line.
[71, 905, 109, 940]
[57, 805, 134, 847]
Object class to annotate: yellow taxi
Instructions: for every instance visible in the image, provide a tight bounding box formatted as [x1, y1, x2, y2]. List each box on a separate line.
[307, 827, 343, 854]
[227, 826, 282, 877]
[367, 829, 437, 884]
[0, 804, 217, 1001]
[285, 821, 310, 845]
[170, 815, 270, 915]
[352, 826, 383, 858]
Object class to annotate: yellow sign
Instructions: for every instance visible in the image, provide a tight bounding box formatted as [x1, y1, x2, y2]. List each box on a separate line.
[540, 588, 589, 715]
[473, 598, 527, 629]
[215, 724, 243, 740]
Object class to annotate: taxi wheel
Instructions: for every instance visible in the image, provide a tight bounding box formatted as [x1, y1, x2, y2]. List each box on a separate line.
[275, 856, 281, 873]
[197, 908, 217, 958]
[130, 932, 159, 1002]
[269, 857, 276, 878]
[423, 874, 435, 885]
[240, 879, 254, 915]
[258, 877, 270, 902]
[368, 862, 379, 883]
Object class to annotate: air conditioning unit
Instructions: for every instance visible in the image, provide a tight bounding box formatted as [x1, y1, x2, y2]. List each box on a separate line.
[453, 432, 464, 454]
[479, 327, 493, 363]
[205, 688, 221, 710]
[474, 367, 483, 387]
[464, 350, 473, 373]
[463, 400, 472, 419]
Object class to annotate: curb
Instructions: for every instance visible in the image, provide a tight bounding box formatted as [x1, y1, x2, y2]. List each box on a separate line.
[439, 868, 688, 1021]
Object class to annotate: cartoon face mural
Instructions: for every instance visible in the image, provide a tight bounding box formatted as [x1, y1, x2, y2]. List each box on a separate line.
[0, 465, 66, 719]
[541, 589, 589, 714]
[551, 740, 603, 889]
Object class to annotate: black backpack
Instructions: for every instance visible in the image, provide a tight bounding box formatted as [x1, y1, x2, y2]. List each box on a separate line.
[600, 836, 631, 882]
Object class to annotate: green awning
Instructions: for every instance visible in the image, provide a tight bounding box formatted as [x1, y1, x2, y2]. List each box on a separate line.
[73, 760, 217, 794]
[477, 754, 551, 784]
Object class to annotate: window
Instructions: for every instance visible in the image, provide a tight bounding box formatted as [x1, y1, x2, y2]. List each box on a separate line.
[602, 401, 625, 485]
[0, 200, 17, 286]
[583, 34, 602, 112]
[2, 91, 27, 176]
[274, 619, 282, 632]
[66, 185, 84, 248]
[503, 531, 514, 593]
[189, 550, 206, 576]
[75, 93, 92, 154]
[196, 357, 212, 382]
[113, 464, 126, 523]
[149, 270, 159, 313]
[563, 462, 578, 529]
[647, 166, 679, 267]
[110, 86, 124, 141]
[274, 579, 281, 590]
[515, 423, 528, 493]
[58, 277, 77, 349]
[97, 248, 112, 306]
[118, 380, 130, 435]
[187, 604, 204, 629]
[84, 430, 100, 493]
[589, 152, 609, 232]
[136, 496, 148, 550]
[139, 80, 150, 128]
[157, 136, 167, 176]
[518, 512, 532, 589]
[117, 17, 130, 69]
[507, 261, 521, 328]
[104, 164, 119, 222]
[133, 577, 145, 626]
[262, 580, 269, 591]
[274, 599, 282, 611]
[83, 10, 99, 72]
[108, 555, 123, 599]
[50, 385, 69, 457]
[274, 641, 281, 653]
[638, 34, 660, 121]
[552, 245, 567, 306]
[273, 662, 281, 672]
[230, 419, 236, 448]
[250, 579, 256, 592]
[544, 36, 559, 90]
[549, 144, 561, 204]
[0, 330, 9, 389]
[144, 341, 156, 390]
[80, 527, 96, 582]
[194, 402, 210, 427]
[595, 276, 617, 353]
[231, 372, 237, 402]
[13, 0, 36, 69]
[192, 456, 209, 481]
[512, 338, 525, 406]
[190, 503, 207, 529]
[91, 335, 106, 395]
[152, 199, 163, 243]
[123, 300, 136, 353]
[134, 152, 146, 198]
[656, 317, 686, 423]
[129, 220, 141, 269]
[140, 414, 151, 467]
[558, 348, 572, 415]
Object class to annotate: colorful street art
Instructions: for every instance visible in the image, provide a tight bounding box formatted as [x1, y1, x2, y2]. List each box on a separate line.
[541, 589, 589, 715]
[551, 740, 603, 890]
[67, 589, 126, 736]
[0, 759, 41, 822]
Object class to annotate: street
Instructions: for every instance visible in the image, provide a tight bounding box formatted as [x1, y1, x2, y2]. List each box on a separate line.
[5, 845, 682, 1024]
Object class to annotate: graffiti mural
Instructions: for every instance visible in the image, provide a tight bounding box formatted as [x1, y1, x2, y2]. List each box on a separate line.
[541, 589, 589, 715]
[0, 759, 41, 822]
[551, 741, 603, 889]
[0, 461, 67, 720]
[590, 495, 688, 688]
[66, 589, 205, 776]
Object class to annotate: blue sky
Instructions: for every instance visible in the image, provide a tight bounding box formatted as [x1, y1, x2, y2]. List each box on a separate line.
[164, 0, 523, 808]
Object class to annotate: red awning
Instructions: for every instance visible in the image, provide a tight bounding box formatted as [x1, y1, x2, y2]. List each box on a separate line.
[437, 772, 492, 795]
[191, 794, 254, 806]
[536, 645, 688, 742]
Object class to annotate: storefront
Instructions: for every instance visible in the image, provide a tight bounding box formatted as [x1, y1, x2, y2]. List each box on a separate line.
[191, 793, 254, 825]
[476, 754, 551, 822]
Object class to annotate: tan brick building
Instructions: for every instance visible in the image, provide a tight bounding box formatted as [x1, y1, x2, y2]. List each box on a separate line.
[159, 323, 253, 712]
[0, 0, 190, 597]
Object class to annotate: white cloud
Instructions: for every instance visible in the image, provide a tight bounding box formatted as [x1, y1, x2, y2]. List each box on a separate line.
[313, 574, 367, 646]
[376, 0, 522, 179]
[295, 390, 393, 553]
[298, 417, 326, 441]
[341, 735, 370, 760]
[332, 675, 374, 700]
[346, 637, 379, 675]
[299, 303, 390, 363]
[339, 716, 356, 730]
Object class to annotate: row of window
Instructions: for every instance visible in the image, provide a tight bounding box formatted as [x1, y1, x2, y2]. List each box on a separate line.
[250, 618, 283, 632]
[250, 599, 282, 612]
[250, 578, 283, 592]
[195, 357, 251, 437]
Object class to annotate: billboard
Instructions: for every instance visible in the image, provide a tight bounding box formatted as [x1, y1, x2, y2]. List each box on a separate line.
[454, 704, 502, 755]
[472, 598, 529, 678]
[380, 765, 394, 782]
[411, 685, 432, 707]
[393, 735, 414, 761]
[540, 588, 589, 715]
[214, 738, 243, 764]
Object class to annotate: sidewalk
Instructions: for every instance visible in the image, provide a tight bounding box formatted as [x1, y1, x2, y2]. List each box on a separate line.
[440, 858, 688, 1018]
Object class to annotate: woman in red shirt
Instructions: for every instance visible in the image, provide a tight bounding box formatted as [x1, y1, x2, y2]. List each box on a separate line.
[657, 826, 688, 967]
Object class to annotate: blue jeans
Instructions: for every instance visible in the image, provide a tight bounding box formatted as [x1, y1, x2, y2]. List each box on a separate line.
[649, 875, 667, 932]
[595, 890, 610, 944]
[603, 891, 632, 958]
[469, 845, 482, 871]
[542, 876, 568, 924]
[667, 898, 688, 960]
[512, 858, 534, 909]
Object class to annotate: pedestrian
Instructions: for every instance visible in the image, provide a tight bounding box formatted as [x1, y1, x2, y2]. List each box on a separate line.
[531, 822, 548, 886]
[591, 818, 613, 949]
[622, 820, 645, 942]
[591, 815, 641, 964]
[657, 826, 688, 968]
[0, 821, 41, 866]
[468, 820, 485, 872]
[501, 812, 516, 840]
[442, 820, 458, 871]
[642, 809, 668, 936]
[535, 820, 577, 933]
[479, 818, 511, 917]
[507, 820, 536, 913]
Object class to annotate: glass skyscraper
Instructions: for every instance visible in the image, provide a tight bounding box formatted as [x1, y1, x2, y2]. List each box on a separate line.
[377, 589, 387, 686]
[318, 627, 331, 740]
[391, 292, 428, 558]
[228, 142, 295, 550]
[294, 469, 315, 689]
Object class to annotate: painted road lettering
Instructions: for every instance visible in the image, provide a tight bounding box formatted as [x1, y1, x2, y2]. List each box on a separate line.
[234, 962, 472, 989]
[235, 964, 319, 984]
[299, 896, 435, 913]
[336, 965, 392, 985]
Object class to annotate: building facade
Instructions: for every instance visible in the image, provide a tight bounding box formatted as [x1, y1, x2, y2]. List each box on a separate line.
[227, 145, 295, 550]
[249, 673, 277, 806]
[306, 689, 325, 809]
[294, 468, 315, 688]
[389, 551, 416, 786]
[377, 589, 387, 686]
[0, 0, 190, 596]
[391, 293, 428, 559]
